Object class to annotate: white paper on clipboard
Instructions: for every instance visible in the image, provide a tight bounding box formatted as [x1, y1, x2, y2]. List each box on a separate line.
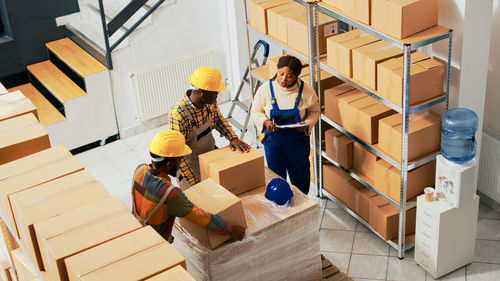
[276, 123, 309, 129]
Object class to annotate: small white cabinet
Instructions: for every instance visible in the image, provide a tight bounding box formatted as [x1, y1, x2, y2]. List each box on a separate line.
[414, 194, 479, 279]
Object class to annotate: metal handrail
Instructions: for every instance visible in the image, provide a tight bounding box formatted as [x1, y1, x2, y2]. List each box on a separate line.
[97, 0, 166, 69]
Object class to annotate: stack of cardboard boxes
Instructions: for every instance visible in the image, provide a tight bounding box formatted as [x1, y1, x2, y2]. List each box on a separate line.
[0, 89, 193, 281]
[318, 0, 444, 241]
[174, 146, 321, 280]
[249, 0, 339, 56]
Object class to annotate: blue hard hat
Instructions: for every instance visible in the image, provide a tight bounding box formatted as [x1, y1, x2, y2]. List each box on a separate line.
[265, 178, 293, 205]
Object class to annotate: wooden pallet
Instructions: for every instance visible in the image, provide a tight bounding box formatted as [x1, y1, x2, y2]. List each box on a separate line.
[321, 254, 353, 281]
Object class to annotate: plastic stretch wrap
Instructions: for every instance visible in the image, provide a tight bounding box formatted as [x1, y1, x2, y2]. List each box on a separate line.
[172, 168, 322, 281]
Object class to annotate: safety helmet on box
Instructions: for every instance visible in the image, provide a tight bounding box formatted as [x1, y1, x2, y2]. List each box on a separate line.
[148, 130, 192, 157]
[189, 66, 226, 92]
[265, 178, 293, 205]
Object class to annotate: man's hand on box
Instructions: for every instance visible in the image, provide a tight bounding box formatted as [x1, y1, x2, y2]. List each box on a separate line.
[230, 138, 251, 153]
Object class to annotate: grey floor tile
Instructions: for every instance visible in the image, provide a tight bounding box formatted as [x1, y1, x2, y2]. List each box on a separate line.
[467, 262, 500, 281]
[355, 221, 372, 232]
[425, 266, 466, 281]
[352, 231, 390, 256]
[325, 198, 344, 209]
[321, 208, 357, 231]
[74, 148, 105, 167]
[321, 251, 350, 274]
[386, 256, 425, 281]
[347, 254, 388, 280]
[84, 158, 116, 178]
[479, 203, 500, 220]
[319, 229, 354, 253]
[475, 239, 500, 264]
[477, 219, 500, 240]
[98, 140, 131, 158]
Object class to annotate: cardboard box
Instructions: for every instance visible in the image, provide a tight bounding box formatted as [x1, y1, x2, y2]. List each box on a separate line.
[352, 40, 404, 89]
[0, 156, 84, 238]
[252, 60, 278, 81]
[0, 260, 11, 281]
[327, 29, 380, 77]
[324, 83, 356, 125]
[377, 52, 444, 107]
[340, 95, 396, 144]
[64, 227, 186, 281]
[180, 178, 247, 249]
[11, 171, 109, 271]
[354, 186, 377, 221]
[368, 196, 416, 240]
[11, 248, 38, 281]
[0, 114, 50, 165]
[325, 128, 354, 168]
[287, 11, 338, 55]
[374, 159, 436, 204]
[323, 164, 356, 209]
[344, 0, 370, 24]
[321, 0, 349, 12]
[199, 146, 265, 195]
[371, 0, 438, 39]
[0, 91, 38, 122]
[378, 110, 441, 162]
[41, 210, 141, 281]
[249, 0, 292, 34]
[353, 142, 379, 180]
[301, 70, 344, 106]
[34, 196, 127, 277]
[0, 145, 69, 182]
[267, 2, 302, 42]
[145, 265, 196, 281]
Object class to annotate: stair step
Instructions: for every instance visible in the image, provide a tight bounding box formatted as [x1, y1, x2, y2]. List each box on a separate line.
[27, 60, 86, 103]
[46, 38, 107, 78]
[8, 84, 66, 126]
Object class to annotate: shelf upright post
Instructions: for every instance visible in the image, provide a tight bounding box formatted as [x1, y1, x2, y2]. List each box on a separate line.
[398, 44, 412, 259]
[445, 30, 453, 111]
[305, 1, 320, 198]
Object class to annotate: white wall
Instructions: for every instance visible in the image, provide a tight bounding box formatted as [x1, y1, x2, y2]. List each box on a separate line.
[484, 0, 500, 138]
[109, 0, 232, 137]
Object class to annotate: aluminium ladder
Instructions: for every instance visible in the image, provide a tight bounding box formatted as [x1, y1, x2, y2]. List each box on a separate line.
[226, 40, 269, 140]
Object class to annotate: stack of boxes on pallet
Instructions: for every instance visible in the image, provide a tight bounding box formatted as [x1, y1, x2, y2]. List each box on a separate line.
[174, 146, 321, 281]
[0, 86, 194, 281]
[318, 0, 445, 241]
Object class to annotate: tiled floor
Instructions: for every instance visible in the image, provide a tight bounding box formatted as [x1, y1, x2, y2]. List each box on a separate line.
[74, 101, 500, 281]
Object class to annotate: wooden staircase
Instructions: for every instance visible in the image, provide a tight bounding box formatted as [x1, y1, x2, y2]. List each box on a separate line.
[7, 37, 118, 151]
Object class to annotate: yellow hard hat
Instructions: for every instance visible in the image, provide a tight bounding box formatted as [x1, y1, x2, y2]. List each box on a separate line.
[148, 130, 192, 157]
[189, 67, 226, 92]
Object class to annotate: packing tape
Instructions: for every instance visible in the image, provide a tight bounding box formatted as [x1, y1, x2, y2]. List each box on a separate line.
[44, 210, 128, 242]
[0, 93, 26, 106]
[389, 56, 430, 74]
[365, 44, 394, 54]
[77, 241, 166, 279]
[190, 185, 226, 210]
[0, 120, 39, 137]
[336, 31, 370, 44]
[18, 180, 97, 209]
[0, 154, 72, 182]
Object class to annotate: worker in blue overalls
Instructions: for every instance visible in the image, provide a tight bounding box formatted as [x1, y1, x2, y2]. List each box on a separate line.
[251, 55, 320, 195]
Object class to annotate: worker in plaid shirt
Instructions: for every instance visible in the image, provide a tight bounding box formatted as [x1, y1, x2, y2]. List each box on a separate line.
[169, 67, 251, 189]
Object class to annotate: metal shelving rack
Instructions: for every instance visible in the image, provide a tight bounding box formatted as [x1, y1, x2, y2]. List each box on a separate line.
[243, 0, 452, 259]
[314, 2, 453, 259]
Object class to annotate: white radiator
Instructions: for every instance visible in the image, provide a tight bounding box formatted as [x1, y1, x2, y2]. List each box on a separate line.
[478, 132, 500, 202]
[131, 50, 215, 122]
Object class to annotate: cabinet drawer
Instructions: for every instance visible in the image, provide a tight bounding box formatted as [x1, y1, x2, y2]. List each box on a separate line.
[415, 248, 435, 274]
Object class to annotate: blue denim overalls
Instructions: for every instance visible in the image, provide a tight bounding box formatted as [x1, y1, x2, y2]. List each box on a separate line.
[263, 80, 310, 194]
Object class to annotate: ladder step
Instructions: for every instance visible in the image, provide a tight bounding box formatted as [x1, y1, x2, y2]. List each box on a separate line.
[46, 38, 107, 78]
[27, 60, 86, 103]
[234, 100, 249, 111]
[8, 83, 66, 126]
[227, 118, 243, 131]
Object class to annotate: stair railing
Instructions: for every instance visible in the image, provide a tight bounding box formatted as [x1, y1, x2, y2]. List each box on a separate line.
[97, 0, 166, 69]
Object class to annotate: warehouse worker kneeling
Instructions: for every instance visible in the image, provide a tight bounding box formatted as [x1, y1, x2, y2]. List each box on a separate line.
[132, 130, 246, 243]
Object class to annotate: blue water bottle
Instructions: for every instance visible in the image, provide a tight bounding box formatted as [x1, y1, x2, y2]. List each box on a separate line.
[441, 108, 478, 163]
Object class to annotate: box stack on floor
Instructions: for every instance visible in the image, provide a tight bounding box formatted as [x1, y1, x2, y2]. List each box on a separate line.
[173, 146, 322, 281]
[0, 87, 194, 281]
[318, 0, 445, 242]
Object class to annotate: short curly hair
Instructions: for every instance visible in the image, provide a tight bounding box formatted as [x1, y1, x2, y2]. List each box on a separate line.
[277, 55, 302, 77]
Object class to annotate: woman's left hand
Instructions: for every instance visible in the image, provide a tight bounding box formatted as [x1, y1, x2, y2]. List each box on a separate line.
[296, 122, 308, 133]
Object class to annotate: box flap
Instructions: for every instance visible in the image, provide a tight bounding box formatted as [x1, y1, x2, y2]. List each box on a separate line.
[355, 41, 403, 61]
[0, 123, 47, 147]
[145, 265, 195, 281]
[417, 58, 443, 70]
[46, 210, 141, 259]
[325, 128, 343, 138]
[268, 1, 300, 14]
[0, 113, 38, 134]
[0, 145, 69, 181]
[259, 0, 292, 9]
[324, 164, 352, 182]
[391, 110, 441, 134]
[325, 83, 355, 97]
[371, 196, 389, 208]
[184, 178, 241, 214]
[200, 146, 263, 172]
[338, 88, 367, 104]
